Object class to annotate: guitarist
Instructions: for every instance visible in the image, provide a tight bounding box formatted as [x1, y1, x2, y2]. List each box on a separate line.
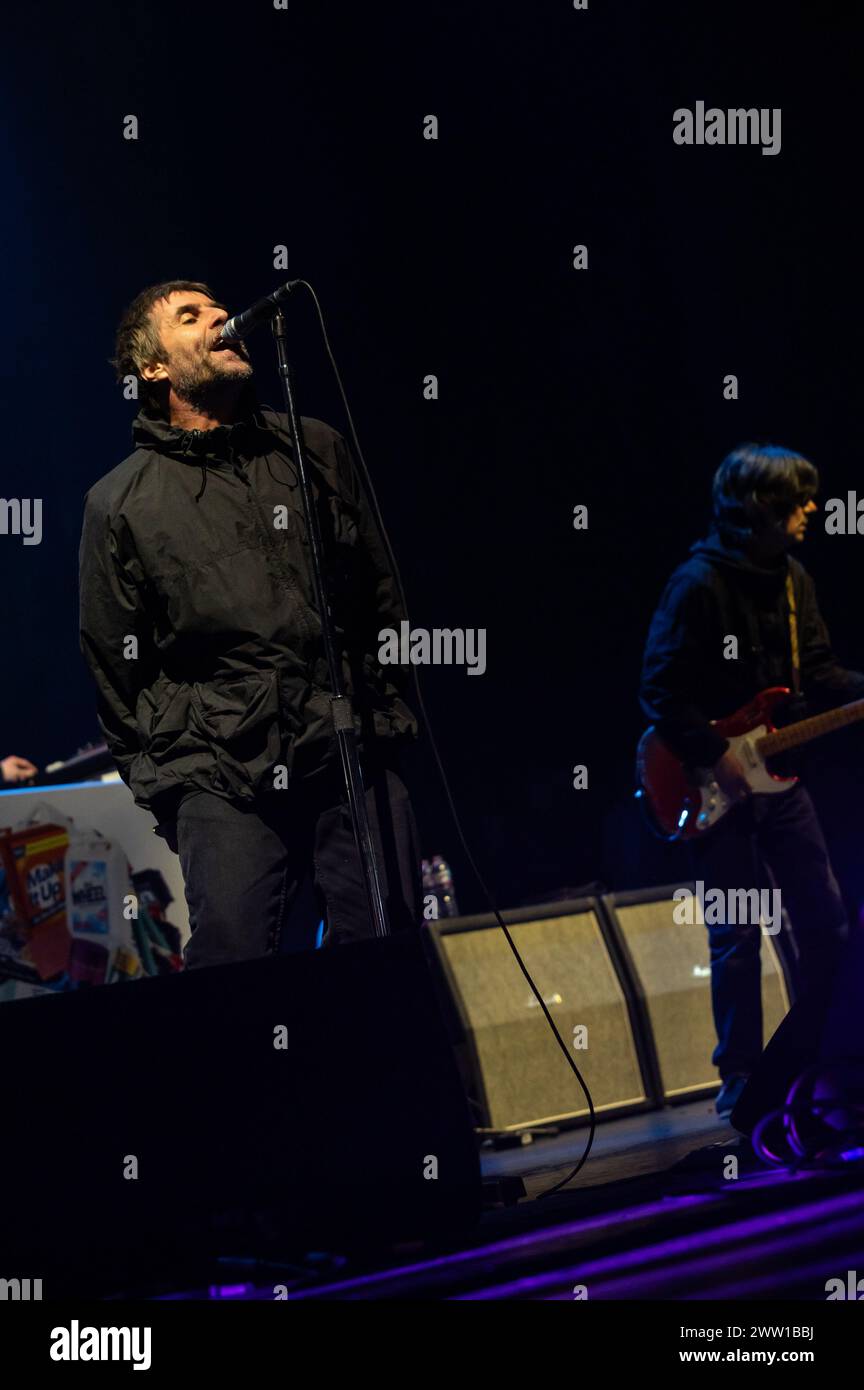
[640, 443, 864, 1118]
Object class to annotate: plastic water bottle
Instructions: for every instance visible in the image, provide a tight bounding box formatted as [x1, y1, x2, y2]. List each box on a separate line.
[421, 854, 460, 919]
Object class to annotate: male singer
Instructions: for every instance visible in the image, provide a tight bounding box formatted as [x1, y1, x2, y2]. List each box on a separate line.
[79, 281, 420, 968]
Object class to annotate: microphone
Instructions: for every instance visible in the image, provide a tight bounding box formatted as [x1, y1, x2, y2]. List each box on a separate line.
[216, 280, 302, 344]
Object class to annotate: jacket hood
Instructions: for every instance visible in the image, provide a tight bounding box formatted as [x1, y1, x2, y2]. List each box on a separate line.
[131, 387, 294, 500]
[132, 385, 275, 462]
[689, 527, 790, 586]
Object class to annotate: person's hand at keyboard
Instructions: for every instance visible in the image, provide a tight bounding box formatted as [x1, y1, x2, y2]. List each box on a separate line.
[1, 755, 39, 785]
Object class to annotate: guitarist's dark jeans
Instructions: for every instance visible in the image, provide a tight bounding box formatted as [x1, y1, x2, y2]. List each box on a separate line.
[689, 783, 849, 1081]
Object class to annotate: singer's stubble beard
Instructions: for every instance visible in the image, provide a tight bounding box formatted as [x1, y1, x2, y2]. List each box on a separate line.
[170, 346, 254, 413]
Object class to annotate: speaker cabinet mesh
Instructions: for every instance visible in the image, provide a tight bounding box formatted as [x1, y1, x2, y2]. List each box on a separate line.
[432, 904, 648, 1131]
[607, 892, 791, 1099]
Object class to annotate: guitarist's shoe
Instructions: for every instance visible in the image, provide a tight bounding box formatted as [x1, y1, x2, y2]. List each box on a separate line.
[716, 1073, 750, 1118]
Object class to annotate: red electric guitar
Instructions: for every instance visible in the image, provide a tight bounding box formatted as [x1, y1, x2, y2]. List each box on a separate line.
[637, 686, 864, 840]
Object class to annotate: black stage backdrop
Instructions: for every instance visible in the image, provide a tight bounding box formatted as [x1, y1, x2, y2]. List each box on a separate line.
[3, 0, 863, 915]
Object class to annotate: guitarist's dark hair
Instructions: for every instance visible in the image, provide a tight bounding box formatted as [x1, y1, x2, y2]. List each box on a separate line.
[713, 443, 819, 543]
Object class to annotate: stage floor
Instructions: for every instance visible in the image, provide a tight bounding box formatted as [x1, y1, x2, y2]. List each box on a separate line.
[480, 1093, 731, 1197]
[156, 1098, 864, 1301]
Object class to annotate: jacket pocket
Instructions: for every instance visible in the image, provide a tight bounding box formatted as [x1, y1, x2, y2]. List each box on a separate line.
[189, 669, 283, 796]
[137, 677, 196, 762]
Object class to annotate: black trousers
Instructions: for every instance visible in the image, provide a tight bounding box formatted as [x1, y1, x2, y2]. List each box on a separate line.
[161, 758, 422, 970]
[689, 782, 848, 1080]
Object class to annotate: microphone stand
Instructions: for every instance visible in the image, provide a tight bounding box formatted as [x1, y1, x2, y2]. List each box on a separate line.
[270, 308, 390, 939]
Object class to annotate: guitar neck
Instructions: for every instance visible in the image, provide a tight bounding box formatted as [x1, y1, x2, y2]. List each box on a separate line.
[757, 697, 864, 757]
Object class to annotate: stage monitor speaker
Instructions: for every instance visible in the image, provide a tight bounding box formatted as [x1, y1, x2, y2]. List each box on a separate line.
[0, 930, 481, 1295]
[427, 898, 652, 1133]
[602, 885, 792, 1102]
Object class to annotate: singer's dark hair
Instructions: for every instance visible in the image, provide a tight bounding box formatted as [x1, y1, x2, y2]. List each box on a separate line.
[111, 279, 217, 413]
[712, 443, 819, 543]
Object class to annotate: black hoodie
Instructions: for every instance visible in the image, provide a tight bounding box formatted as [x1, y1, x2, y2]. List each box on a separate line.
[639, 529, 864, 767]
[78, 398, 416, 825]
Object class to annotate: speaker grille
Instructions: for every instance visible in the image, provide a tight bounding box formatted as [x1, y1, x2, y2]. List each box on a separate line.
[434, 905, 647, 1131]
[609, 893, 790, 1098]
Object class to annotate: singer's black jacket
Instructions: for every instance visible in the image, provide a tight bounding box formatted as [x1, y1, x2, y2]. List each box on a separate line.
[640, 529, 864, 767]
[79, 392, 416, 828]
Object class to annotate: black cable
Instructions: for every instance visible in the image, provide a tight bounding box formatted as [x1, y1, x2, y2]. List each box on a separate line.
[295, 280, 596, 1197]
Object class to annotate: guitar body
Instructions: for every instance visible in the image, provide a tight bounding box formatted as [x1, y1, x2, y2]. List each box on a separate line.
[637, 687, 798, 840]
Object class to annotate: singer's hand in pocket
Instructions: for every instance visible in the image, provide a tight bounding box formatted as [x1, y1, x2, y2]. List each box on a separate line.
[156, 820, 179, 855]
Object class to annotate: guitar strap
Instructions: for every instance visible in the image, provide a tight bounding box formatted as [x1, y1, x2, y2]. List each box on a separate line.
[785, 570, 801, 695]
